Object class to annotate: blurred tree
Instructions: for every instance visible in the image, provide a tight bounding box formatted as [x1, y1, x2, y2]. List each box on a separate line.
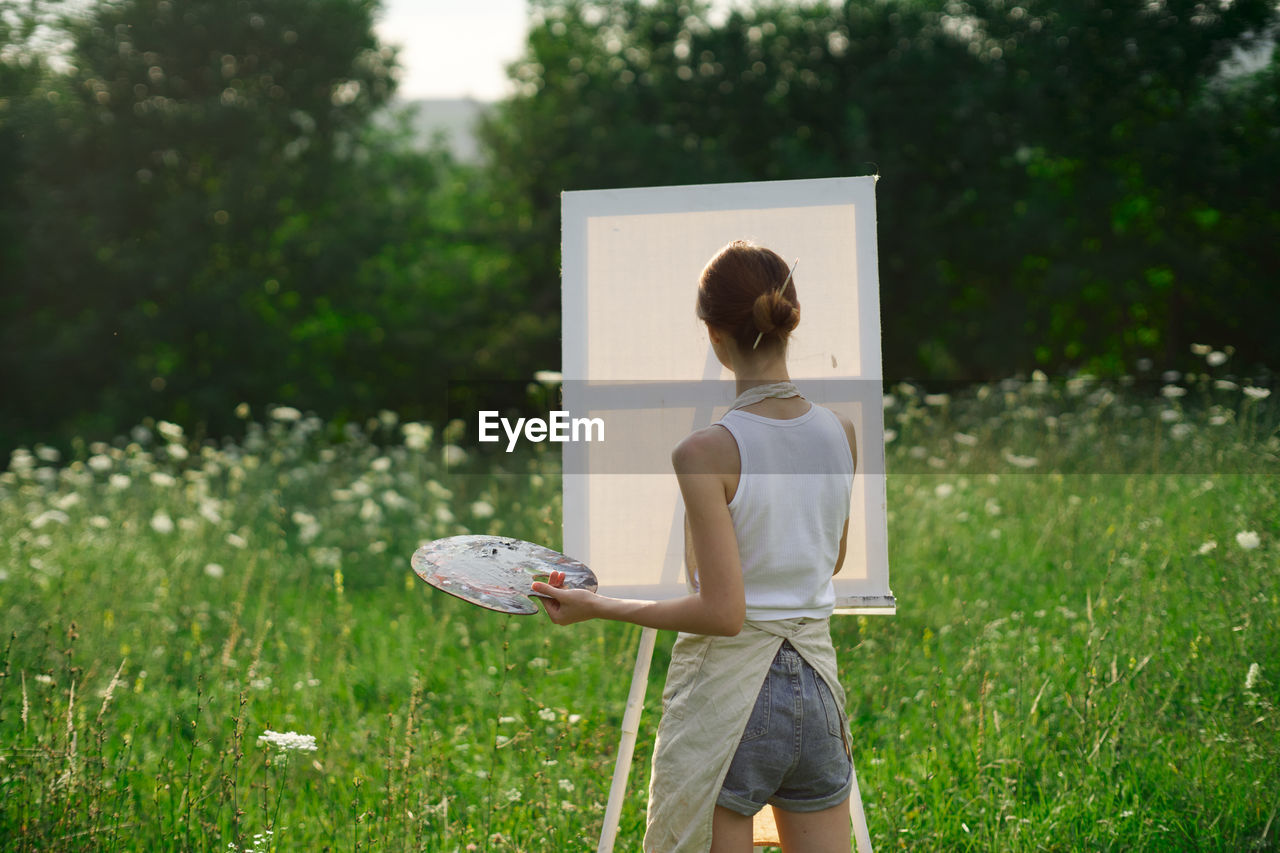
[480, 0, 1280, 380]
[1, 0, 558, 452]
[1, 0, 403, 444]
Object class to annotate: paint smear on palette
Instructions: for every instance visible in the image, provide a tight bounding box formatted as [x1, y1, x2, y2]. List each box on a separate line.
[410, 535, 598, 615]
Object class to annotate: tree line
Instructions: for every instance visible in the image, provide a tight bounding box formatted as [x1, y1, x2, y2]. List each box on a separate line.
[2, 0, 1277, 452]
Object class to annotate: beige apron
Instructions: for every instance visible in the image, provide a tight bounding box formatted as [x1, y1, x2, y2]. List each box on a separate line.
[643, 618, 849, 852]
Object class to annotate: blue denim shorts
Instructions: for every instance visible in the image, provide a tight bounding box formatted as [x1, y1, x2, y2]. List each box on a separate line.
[717, 640, 854, 816]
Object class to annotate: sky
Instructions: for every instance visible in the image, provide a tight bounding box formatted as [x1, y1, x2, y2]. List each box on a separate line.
[374, 0, 764, 101]
[375, 0, 532, 101]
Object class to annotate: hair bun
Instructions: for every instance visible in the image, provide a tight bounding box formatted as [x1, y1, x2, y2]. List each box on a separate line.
[751, 289, 800, 338]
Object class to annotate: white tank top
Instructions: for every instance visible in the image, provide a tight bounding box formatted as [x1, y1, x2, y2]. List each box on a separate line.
[715, 403, 855, 621]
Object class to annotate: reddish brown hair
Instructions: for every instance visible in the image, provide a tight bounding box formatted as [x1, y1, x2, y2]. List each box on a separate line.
[696, 240, 800, 351]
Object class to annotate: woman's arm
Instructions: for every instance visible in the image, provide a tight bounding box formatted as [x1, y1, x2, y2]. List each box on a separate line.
[532, 426, 746, 636]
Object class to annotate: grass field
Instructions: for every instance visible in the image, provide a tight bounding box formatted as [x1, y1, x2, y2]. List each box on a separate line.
[2, 370, 1277, 851]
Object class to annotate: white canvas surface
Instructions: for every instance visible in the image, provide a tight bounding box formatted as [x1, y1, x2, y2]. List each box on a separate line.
[561, 177, 893, 612]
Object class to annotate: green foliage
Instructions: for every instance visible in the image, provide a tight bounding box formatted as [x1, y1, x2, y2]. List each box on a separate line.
[481, 0, 1280, 380]
[2, 0, 1279, 453]
[0, 0, 550, 452]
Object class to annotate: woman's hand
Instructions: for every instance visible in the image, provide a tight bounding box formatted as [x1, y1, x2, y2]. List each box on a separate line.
[532, 570, 600, 625]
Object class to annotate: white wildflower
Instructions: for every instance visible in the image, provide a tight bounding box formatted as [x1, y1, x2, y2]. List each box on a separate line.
[1206, 351, 1228, 367]
[498, 715, 518, 725]
[402, 422, 433, 451]
[311, 546, 341, 567]
[270, 406, 302, 422]
[985, 499, 1002, 516]
[1235, 530, 1261, 551]
[166, 443, 189, 461]
[359, 498, 382, 522]
[150, 471, 176, 487]
[471, 500, 495, 519]
[1214, 379, 1238, 391]
[204, 563, 225, 579]
[558, 778, 575, 792]
[442, 445, 467, 466]
[1160, 384, 1187, 399]
[89, 515, 110, 529]
[538, 707, 557, 722]
[1245, 663, 1261, 690]
[923, 393, 950, 407]
[1002, 450, 1039, 469]
[198, 499, 223, 525]
[371, 456, 392, 472]
[934, 483, 954, 499]
[35, 445, 60, 462]
[1190, 343, 1213, 356]
[883, 429, 897, 443]
[257, 729, 317, 752]
[226, 532, 248, 549]
[31, 510, 70, 529]
[9, 448, 36, 473]
[52, 491, 80, 512]
[953, 432, 978, 447]
[1170, 423, 1193, 441]
[87, 454, 113, 472]
[149, 511, 174, 534]
[1195, 540, 1217, 556]
[504, 788, 522, 802]
[1243, 386, 1271, 401]
[381, 489, 410, 510]
[1160, 408, 1180, 423]
[378, 409, 399, 428]
[109, 474, 131, 490]
[157, 420, 184, 441]
[534, 370, 563, 385]
[235, 402, 251, 419]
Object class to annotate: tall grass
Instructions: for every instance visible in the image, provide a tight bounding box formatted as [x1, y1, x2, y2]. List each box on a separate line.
[1, 369, 1276, 851]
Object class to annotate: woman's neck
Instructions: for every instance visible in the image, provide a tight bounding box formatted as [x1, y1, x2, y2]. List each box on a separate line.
[730, 350, 791, 396]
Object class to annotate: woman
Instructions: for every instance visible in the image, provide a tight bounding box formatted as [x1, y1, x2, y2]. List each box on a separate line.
[533, 240, 858, 853]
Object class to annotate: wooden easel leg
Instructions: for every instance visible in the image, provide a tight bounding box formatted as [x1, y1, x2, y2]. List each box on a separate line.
[849, 759, 873, 853]
[597, 626, 659, 853]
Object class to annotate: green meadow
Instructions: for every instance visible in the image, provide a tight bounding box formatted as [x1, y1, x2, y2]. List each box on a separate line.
[2, 373, 1276, 851]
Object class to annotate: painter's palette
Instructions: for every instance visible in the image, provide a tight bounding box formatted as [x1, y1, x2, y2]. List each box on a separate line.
[410, 535, 598, 615]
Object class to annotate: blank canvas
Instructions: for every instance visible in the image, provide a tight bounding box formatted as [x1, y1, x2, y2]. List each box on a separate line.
[561, 177, 893, 613]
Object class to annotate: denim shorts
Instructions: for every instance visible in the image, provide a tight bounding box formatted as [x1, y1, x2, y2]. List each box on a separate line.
[717, 640, 854, 816]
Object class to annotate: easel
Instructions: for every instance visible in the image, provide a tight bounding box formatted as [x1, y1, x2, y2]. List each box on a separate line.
[559, 176, 894, 853]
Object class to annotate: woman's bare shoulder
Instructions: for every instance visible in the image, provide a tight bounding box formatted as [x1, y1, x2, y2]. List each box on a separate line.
[671, 425, 739, 474]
